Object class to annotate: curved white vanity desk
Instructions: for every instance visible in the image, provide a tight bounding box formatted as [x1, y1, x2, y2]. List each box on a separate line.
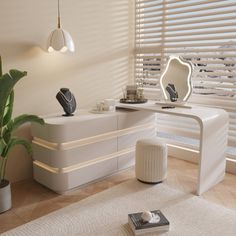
[117, 101, 229, 195]
[31, 109, 156, 194]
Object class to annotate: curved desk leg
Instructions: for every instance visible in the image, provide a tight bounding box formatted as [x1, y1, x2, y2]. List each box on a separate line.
[197, 111, 228, 195]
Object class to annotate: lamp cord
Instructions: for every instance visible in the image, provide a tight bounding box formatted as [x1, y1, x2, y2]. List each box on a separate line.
[57, 0, 61, 28]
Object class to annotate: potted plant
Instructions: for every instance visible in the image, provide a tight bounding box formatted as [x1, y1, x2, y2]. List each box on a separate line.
[0, 56, 44, 213]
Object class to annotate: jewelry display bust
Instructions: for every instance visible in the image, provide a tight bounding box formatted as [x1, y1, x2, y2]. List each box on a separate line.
[56, 88, 76, 116]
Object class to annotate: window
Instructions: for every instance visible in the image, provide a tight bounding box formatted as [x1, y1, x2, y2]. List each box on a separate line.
[135, 0, 236, 158]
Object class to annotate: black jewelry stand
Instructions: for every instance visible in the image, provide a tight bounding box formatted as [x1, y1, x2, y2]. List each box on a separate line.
[56, 88, 77, 116]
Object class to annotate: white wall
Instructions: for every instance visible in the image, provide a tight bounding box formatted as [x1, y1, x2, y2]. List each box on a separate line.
[0, 0, 135, 182]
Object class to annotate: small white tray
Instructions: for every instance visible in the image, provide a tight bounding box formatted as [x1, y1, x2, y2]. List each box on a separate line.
[90, 109, 115, 114]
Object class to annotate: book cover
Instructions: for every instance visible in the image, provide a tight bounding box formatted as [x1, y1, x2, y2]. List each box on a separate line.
[128, 210, 169, 233]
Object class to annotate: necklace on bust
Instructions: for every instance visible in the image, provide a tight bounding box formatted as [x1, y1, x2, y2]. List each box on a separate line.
[59, 91, 73, 103]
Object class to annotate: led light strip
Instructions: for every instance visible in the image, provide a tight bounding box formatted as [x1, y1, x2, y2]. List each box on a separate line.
[226, 157, 236, 163]
[167, 143, 200, 154]
[33, 123, 155, 150]
[32, 139, 58, 150]
[33, 147, 135, 174]
[33, 161, 58, 174]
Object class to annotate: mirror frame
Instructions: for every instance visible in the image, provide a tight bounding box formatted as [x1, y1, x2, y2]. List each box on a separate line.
[160, 56, 193, 103]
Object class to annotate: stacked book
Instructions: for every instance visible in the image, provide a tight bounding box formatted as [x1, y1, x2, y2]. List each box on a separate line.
[128, 210, 170, 235]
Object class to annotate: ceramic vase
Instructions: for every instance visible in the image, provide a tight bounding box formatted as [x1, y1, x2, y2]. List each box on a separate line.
[0, 180, 12, 213]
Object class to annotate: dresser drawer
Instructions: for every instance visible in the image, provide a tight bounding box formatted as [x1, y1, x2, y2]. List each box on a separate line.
[118, 128, 156, 150]
[31, 113, 117, 142]
[33, 158, 117, 193]
[117, 151, 135, 171]
[32, 138, 117, 168]
[117, 110, 155, 129]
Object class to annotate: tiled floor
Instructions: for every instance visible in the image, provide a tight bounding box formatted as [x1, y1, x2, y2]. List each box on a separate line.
[1, 157, 236, 234]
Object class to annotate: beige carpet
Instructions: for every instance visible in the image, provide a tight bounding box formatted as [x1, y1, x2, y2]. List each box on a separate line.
[3, 179, 236, 236]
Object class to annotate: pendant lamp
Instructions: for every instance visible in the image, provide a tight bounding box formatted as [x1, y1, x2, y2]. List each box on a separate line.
[47, 0, 75, 53]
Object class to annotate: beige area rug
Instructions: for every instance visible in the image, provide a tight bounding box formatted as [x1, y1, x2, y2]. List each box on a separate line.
[3, 179, 236, 236]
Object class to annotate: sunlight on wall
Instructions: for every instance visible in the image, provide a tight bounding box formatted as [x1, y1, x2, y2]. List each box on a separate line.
[0, 0, 134, 116]
[0, 0, 135, 182]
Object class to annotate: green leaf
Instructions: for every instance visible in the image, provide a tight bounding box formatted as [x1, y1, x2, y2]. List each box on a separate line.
[0, 140, 5, 156]
[0, 70, 27, 128]
[2, 125, 11, 144]
[10, 114, 44, 132]
[2, 115, 44, 144]
[0, 56, 2, 77]
[2, 138, 32, 158]
[3, 91, 14, 126]
[9, 70, 27, 80]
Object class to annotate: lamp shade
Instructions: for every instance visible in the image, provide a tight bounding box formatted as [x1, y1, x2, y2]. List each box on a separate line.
[47, 28, 75, 53]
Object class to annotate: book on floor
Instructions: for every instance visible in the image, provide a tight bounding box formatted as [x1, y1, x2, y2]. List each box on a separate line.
[128, 210, 170, 235]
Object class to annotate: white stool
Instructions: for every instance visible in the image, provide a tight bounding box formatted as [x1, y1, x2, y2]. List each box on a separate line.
[135, 138, 167, 183]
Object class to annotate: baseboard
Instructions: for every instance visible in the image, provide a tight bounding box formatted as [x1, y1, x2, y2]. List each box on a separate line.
[167, 143, 198, 164]
[167, 143, 236, 175]
[226, 157, 236, 175]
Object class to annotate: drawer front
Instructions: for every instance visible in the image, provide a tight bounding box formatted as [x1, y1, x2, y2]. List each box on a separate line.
[33, 158, 117, 193]
[118, 151, 135, 171]
[32, 138, 117, 168]
[67, 158, 117, 190]
[117, 110, 155, 129]
[118, 128, 156, 150]
[31, 115, 117, 143]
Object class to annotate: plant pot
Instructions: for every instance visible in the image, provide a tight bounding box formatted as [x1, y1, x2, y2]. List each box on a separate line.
[0, 180, 12, 213]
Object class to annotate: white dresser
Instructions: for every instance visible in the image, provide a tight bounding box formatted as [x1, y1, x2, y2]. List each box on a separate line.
[31, 109, 155, 193]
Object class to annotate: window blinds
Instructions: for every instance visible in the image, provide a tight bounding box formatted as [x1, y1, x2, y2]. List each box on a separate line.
[135, 0, 236, 153]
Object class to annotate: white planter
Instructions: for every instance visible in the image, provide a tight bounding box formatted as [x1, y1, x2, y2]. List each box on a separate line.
[0, 180, 12, 213]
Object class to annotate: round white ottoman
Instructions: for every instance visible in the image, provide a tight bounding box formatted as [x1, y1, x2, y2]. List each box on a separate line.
[135, 138, 167, 184]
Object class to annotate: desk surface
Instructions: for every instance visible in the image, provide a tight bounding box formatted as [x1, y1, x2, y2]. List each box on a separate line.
[116, 100, 227, 124]
[39, 109, 136, 125]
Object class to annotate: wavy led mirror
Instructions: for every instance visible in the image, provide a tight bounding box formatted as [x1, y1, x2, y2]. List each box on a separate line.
[160, 56, 193, 103]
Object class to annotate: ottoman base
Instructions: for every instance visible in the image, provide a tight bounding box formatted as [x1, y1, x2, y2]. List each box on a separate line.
[137, 179, 163, 185]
